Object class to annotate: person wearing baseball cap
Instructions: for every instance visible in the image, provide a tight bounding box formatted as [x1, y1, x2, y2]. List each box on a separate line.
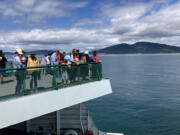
[13, 49, 23, 68]
[13, 49, 23, 93]
[16, 49, 23, 55]
[83, 51, 91, 63]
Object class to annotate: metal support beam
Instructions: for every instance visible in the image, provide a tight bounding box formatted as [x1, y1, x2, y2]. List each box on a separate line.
[56, 110, 61, 135]
[26, 121, 30, 134]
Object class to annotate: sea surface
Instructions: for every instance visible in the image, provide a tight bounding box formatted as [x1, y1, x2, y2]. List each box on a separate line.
[5, 53, 180, 135]
[87, 54, 180, 135]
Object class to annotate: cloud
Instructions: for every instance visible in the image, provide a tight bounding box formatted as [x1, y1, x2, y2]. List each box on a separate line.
[100, 0, 180, 45]
[0, 28, 119, 51]
[1, 0, 180, 51]
[73, 19, 103, 27]
[0, 0, 88, 24]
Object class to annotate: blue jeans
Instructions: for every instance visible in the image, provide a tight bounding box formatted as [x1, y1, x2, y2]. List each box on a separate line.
[30, 71, 38, 89]
[15, 70, 24, 93]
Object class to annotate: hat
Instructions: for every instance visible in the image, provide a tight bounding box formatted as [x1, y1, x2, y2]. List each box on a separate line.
[16, 49, 23, 55]
[84, 51, 89, 55]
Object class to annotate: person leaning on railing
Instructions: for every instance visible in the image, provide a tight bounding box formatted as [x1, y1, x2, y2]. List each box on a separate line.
[84, 51, 92, 80]
[91, 51, 102, 79]
[78, 52, 88, 80]
[50, 50, 61, 84]
[61, 58, 72, 84]
[91, 51, 102, 63]
[21, 50, 28, 67]
[40, 54, 48, 75]
[63, 52, 73, 83]
[51, 50, 59, 65]
[27, 52, 40, 89]
[71, 52, 79, 82]
[0, 50, 7, 84]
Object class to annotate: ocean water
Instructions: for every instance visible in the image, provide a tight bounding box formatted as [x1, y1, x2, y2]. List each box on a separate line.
[4, 53, 180, 135]
[87, 54, 180, 135]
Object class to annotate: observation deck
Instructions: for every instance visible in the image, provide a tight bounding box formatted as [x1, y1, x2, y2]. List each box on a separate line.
[0, 63, 112, 129]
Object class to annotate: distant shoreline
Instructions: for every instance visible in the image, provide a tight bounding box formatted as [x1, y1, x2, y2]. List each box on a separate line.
[99, 53, 180, 56]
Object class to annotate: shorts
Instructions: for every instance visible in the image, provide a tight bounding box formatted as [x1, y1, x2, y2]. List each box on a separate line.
[0, 67, 5, 75]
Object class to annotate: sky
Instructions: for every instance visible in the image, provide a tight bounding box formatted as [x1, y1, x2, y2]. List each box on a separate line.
[0, 0, 180, 51]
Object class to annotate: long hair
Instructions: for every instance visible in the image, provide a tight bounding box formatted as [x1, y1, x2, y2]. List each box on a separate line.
[30, 53, 37, 61]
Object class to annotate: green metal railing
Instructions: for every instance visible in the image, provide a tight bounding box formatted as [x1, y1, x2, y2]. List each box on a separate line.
[0, 62, 102, 100]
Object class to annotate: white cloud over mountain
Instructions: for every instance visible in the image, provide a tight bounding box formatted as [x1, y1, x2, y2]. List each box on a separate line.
[0, 0, 180, 51]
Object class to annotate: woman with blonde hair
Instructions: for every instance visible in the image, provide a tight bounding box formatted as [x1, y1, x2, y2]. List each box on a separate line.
[27, 52, 40, 89]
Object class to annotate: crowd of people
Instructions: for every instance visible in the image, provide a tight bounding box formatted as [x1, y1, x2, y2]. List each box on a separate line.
[0, 49, 102, 92]
[13, 49, 101, 68]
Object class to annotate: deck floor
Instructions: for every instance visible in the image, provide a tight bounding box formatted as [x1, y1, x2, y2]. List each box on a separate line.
[0, 74, 54, 97]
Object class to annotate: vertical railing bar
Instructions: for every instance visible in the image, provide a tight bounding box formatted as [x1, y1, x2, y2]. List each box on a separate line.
[77, 64, 80, 82]
[53, 66, 58, 89]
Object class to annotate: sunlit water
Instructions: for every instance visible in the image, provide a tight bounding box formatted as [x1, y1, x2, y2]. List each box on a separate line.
[87, 54, 180, 135]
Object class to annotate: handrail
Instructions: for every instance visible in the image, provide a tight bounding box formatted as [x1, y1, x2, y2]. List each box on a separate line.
[0, 62, 101, 71]
[0, 62, 102, 100]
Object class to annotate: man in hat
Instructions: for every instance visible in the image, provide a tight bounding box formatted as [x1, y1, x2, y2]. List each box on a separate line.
[84, 51, 91, 63]
[13, 49, 23, 68]
[13, 49, 24, 93]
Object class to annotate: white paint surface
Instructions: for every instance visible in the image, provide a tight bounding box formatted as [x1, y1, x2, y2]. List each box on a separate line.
[0, 79, 112, 129]
[107, 133, 124, 135]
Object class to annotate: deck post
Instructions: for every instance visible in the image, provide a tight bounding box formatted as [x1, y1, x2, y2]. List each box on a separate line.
[26, 120, 30, 134]
[56, 110, 61, 135]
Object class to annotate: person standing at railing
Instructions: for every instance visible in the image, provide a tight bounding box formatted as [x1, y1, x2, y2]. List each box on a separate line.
[13, 49, 23, 68]
[56, 50, 61, 63]
[61, 59, 71, 84]
[51, 50, 61, 83]
[41, 55, 47, 66]
[77, 49, 83, 60]
[41, 54, 47, 75]
[46, 53, 51, 65]
[13, 49, 24, 93]
[27, 53, 40, 89]
[61, 52, 66, 61]
[64, 52, 74, 63]
[21, 50, 28, 67]
[84, 51, 91, 63]
[45, 53, 52, 75]
[0, 50, 7, 84]
[56, 50, 62, 80]
[73, 53, 80, 64]
[79, 53, 88, 80]
[51, 50, 59, 65]
[91, 51, 102, 79]
[91, 51, 101, 63]
[84, 51, 92, 79]
[64, 52, 73, 83]
[71, 49, 79, 82]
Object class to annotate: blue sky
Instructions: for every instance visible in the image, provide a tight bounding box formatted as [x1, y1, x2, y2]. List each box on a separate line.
[0, 0, 180, 51]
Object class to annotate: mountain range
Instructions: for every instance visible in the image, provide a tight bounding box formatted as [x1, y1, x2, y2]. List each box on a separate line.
[98, 42, 180, 54]
[4, 42, 180, 55]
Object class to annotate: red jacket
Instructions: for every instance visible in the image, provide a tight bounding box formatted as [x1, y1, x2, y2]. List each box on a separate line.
[57, 54, 61, 62]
